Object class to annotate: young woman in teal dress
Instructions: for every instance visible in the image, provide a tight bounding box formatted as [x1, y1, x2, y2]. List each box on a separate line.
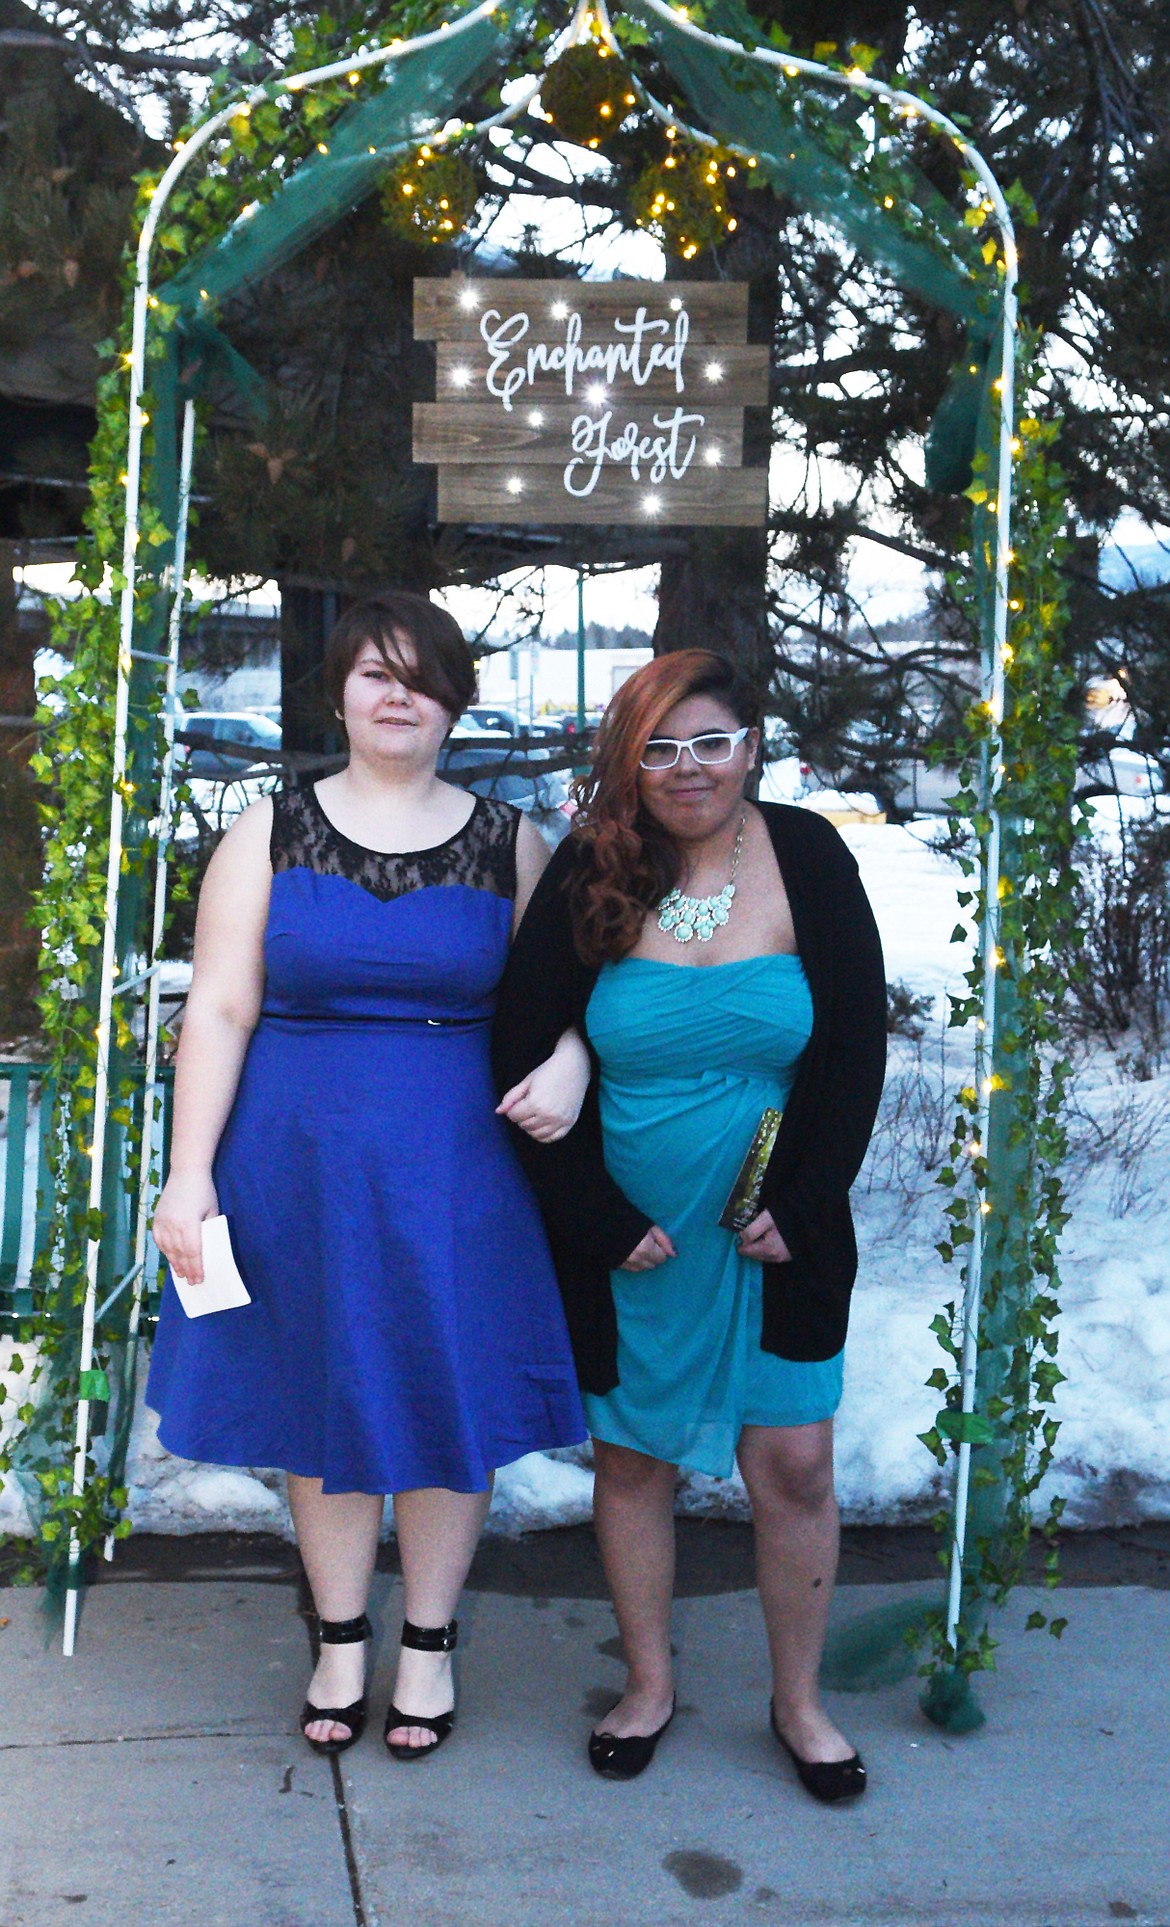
[494, 650, 887, 1800]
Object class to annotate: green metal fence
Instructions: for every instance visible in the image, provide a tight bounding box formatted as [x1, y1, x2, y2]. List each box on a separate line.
[1, 1063, 174, 1335]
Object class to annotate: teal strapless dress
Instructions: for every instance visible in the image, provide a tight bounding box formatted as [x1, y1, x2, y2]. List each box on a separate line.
[583, 953, 843, 1478]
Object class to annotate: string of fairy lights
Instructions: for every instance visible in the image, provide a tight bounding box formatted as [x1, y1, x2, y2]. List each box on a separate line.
[376, 23, 748, 255]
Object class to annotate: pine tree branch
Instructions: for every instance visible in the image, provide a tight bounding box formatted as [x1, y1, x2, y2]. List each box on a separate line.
[0, 26, 249, 78]
[771, 508, 950, 574]
[484, 150, 625, 213]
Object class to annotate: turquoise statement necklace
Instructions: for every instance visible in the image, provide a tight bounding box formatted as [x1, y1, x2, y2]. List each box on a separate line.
[657, 813, 747, 944]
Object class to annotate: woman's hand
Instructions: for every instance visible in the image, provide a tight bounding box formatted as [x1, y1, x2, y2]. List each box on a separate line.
[153, 1171, 220, 1285]
[497, 1027, 592, 1143]
[736, 1209, 792, 1266]
[619, 1224, 677, 1272]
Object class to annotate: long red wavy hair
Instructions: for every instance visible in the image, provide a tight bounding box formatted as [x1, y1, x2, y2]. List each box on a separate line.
[567, 649, 761, 966]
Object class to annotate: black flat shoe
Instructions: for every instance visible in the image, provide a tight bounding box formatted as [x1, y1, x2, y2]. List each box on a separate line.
[588, 1696, 675, 1781]
[384, 1617, 458, 1762]
[770, 1702, 867, 1804]
[301, 1613, 371, 1756]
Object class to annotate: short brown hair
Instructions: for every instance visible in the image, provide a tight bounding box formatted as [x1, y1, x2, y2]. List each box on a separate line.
[323, 591, 478, 721]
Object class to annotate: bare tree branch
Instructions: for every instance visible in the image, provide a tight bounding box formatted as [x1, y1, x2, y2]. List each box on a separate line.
[0, 26, 250, 78]
[771, 508, 950, 574]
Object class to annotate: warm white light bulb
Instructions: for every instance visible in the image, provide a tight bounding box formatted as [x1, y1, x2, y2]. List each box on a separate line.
[450, 366, 471, 387]
[704, 361, 724, 382]
[550, 300, 569, 320]
[528, 409, 544, 426]
[643, 494, 662, 515]
[585, 384, 608, 407]
[506, 476, 524, 495]
[669, 296, 683, 311]
[703, 446, 722, 465]
[458, 286, 480, 310]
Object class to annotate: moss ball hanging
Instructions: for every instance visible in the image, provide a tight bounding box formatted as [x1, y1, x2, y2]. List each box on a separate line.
[380, 147, 481, 244]
[539, 41, 636, 150]
[630, 146, 740, 261]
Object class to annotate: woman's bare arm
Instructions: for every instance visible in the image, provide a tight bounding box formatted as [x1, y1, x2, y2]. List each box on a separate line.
[512, 810, 551, 931]
[152, 798, 273, 1284]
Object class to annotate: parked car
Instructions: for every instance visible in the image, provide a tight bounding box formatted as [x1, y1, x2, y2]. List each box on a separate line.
[464, 705, 523, 736]
[552, 708, 604, 744]
[464, 707, 567, 754]
[888, 759, 962, 817]
[176, 710, 283, 779]
[439, 734, 573, 846]
[1077, 745, 1165, 800]
[526, 716, 570, 746]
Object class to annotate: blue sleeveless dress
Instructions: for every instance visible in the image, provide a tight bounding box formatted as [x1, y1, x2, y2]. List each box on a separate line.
[583, 953, 842, 1478]
[146, 784, 585, 1494]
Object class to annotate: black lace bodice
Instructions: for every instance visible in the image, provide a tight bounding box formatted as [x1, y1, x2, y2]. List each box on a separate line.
[270, 781, 520, 903]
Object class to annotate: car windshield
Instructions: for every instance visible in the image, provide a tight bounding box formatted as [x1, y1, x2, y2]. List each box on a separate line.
[225, 715, 281, 745]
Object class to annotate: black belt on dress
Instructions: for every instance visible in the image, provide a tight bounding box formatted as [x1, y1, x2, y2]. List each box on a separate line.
[259, 1009, 491, 1030]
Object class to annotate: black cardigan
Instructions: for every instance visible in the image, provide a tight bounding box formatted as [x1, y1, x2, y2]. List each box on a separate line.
[492, 802, 887, 1393]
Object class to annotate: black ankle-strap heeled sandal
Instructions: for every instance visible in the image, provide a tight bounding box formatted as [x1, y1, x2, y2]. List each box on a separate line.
[384, 1617, 458, 1761]
[300, 1612, 371, 1757]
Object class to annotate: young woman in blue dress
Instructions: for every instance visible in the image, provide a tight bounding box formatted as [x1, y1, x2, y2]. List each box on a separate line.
[494, 650, 887, 1801]
[149, 592, 590, 1760]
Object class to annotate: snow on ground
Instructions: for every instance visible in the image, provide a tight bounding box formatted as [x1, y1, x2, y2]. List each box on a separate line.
[842, 818, 971, 1013]
[3, 815, 1168, 1541]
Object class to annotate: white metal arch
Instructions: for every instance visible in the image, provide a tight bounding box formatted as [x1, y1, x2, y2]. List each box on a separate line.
[67, 0, 1018, 1660]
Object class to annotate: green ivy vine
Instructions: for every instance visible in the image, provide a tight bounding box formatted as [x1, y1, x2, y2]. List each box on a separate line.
[918, 332, 1081, 1705]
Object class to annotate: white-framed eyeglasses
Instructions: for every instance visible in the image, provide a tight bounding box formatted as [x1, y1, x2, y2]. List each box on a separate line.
[639, 727, 751, 772]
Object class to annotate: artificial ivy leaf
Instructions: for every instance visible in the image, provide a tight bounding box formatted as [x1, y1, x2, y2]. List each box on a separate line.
[935, 1408, 995, 1446]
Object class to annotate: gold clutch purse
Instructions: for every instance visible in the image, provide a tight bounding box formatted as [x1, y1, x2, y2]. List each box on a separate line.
[718, 1107, 784, 1232]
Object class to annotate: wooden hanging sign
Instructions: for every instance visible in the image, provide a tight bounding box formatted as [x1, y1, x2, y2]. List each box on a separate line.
[413, 276, 768, 528]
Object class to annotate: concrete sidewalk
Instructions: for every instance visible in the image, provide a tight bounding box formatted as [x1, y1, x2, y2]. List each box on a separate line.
[1, 1562, 1167, 1927]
